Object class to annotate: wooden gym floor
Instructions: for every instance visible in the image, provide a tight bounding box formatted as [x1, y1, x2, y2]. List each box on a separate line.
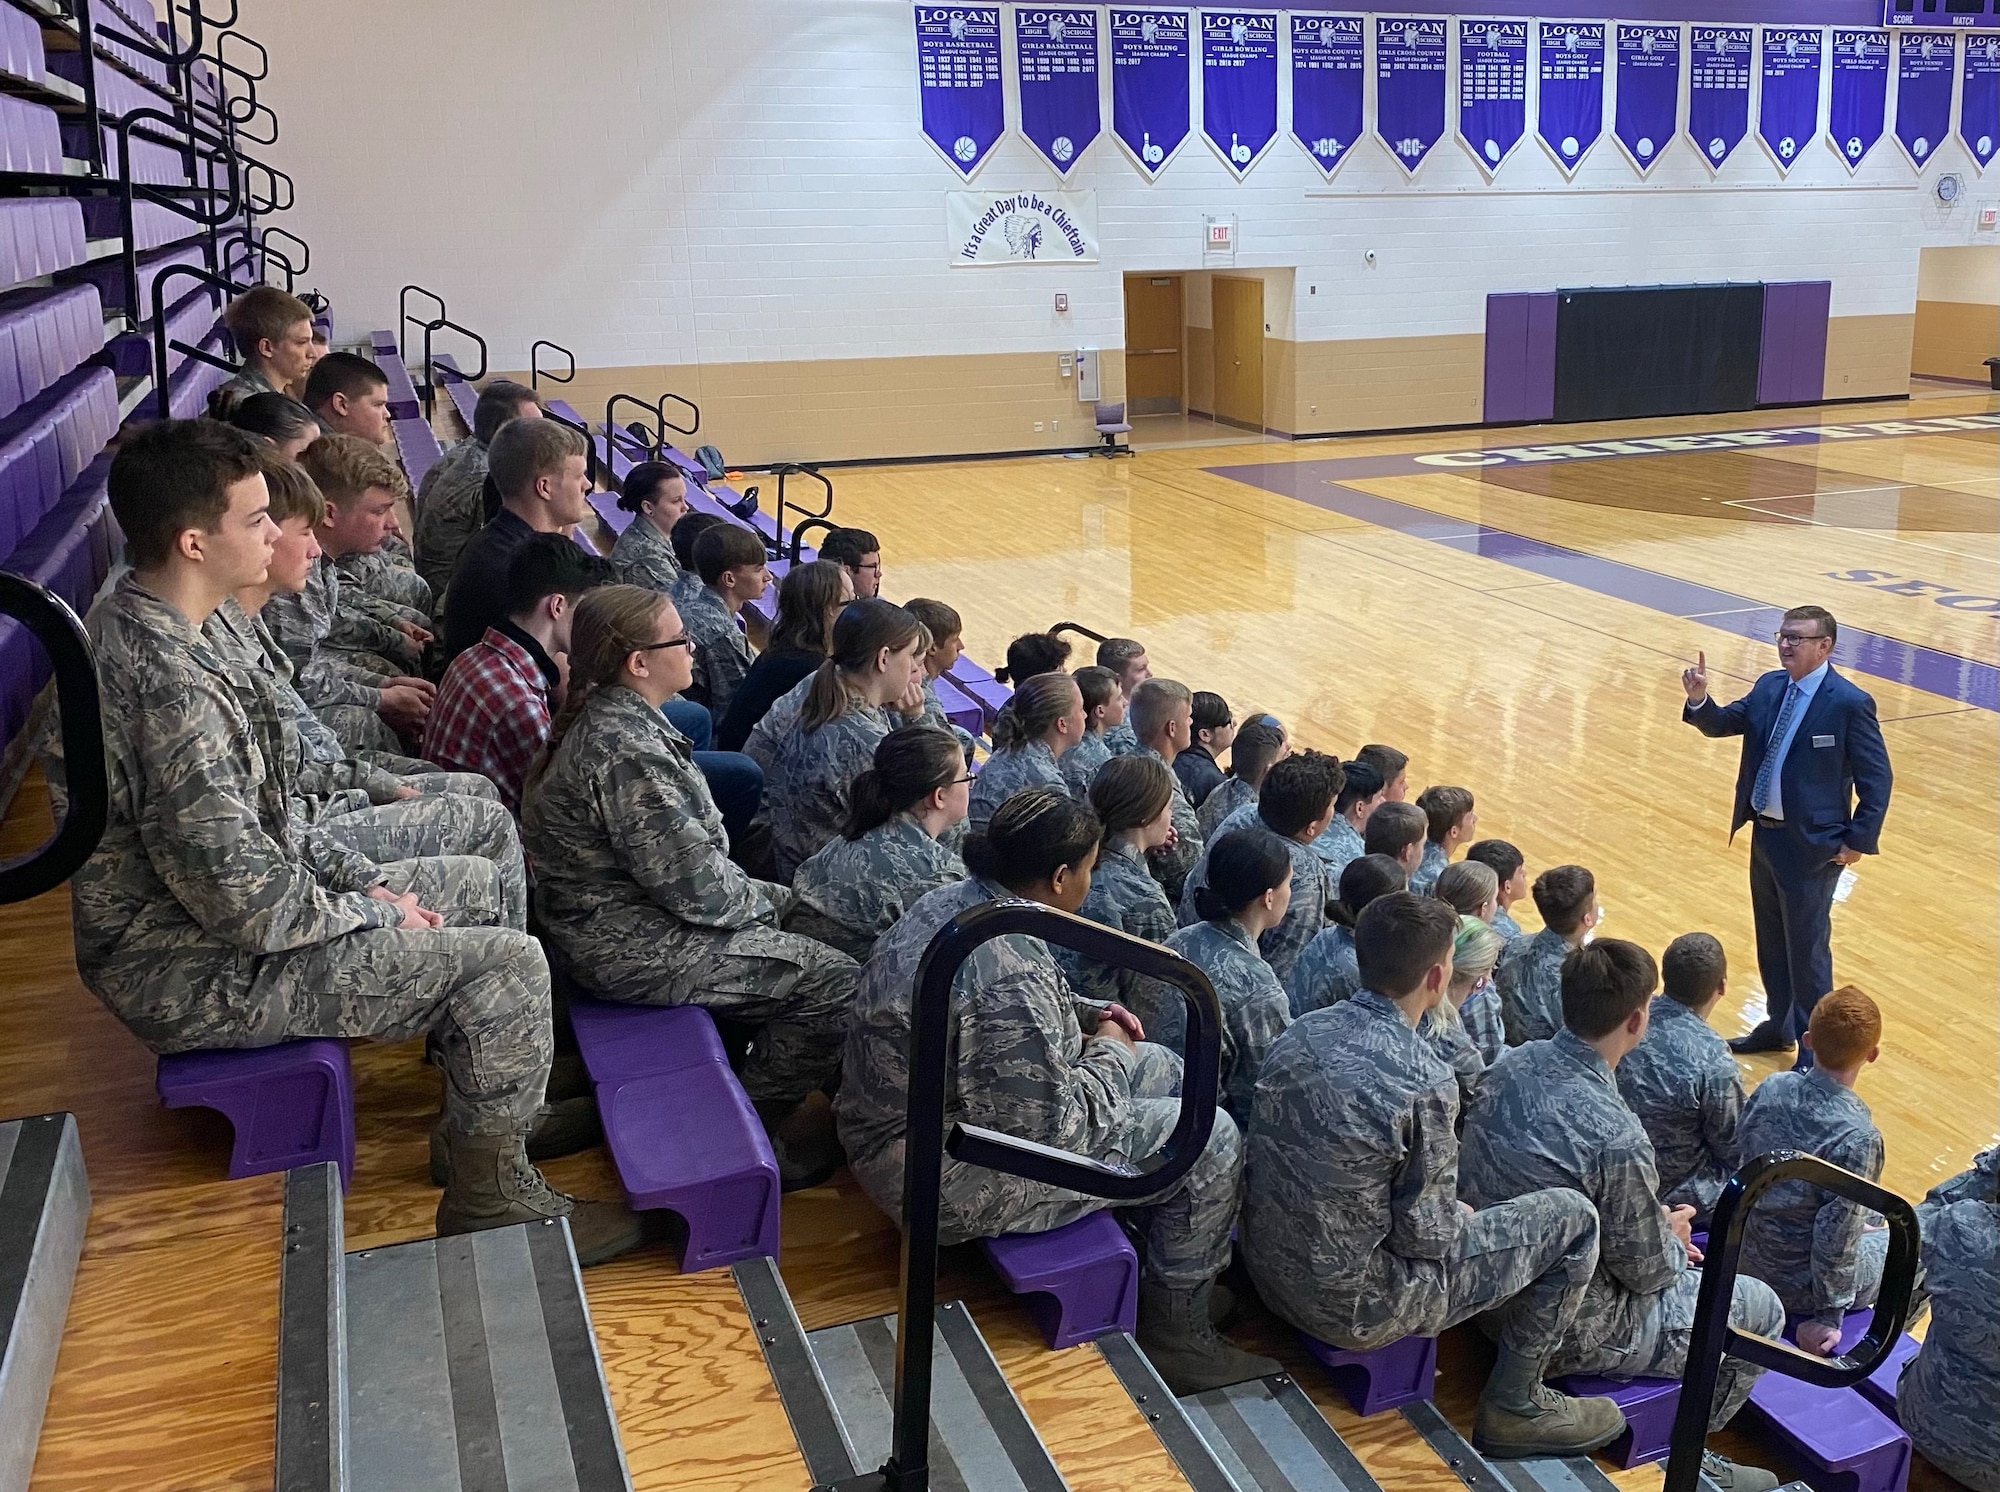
[3, 385, 1994, 1490]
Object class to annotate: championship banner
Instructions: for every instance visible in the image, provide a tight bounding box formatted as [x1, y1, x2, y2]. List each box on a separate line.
[1201, 11, 1280, 176]
[1828, 29, 1890, 172]
[947, 189, 1100, 264]
[1111, 9, 1193, 178]
[1688, 25, 1753, 171]
[915, 6, 1004, 179]
[1614, 23, 1681, 174]
[1538, 20, 1606, 175]
[1457, 19, 1528, 175]
[1759, 27, 1824, 173]
[1015, 8, 1101, 177]
[1964, 33, 1999, 170]
[1290, 14, 1365, 177]
[1375, 16, 1449, 175]
[1893, 31, 1955, 169]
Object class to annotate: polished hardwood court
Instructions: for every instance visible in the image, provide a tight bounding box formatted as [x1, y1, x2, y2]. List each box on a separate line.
[2, 387, 1993, 1490]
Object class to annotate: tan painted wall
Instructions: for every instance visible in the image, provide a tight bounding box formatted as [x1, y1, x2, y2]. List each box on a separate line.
[1822, 314, 1914, 400]
[1911, 301, 1999, 381]
[1286, 334, 1486, 434]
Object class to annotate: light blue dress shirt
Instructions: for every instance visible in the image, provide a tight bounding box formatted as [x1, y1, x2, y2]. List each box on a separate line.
[1759, 661, 1828, 821]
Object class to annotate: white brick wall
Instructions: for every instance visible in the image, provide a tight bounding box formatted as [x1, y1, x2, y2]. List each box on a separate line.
[239, 0, 1997, 369]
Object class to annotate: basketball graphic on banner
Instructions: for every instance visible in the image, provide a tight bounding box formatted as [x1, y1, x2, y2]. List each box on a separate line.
[1052, 136, 1073, 162]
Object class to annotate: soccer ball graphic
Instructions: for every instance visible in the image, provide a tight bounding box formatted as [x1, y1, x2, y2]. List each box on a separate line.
[1846, 137, 1863, 159]
[1052, 136, 1074, 162]
[953, 135, 978, 162]
[1778, 136, 1796, 159]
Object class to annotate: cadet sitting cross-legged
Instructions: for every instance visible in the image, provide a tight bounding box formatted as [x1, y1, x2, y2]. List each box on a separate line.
[521, 584, 861, 1189]
[1057, 754, 1181, 1024]
[53, 420, 639, 1265]
[785, 725, 969, 962]
[1289, 852, 1407, 1016]
[1458, 939, 1785, 1492]
[1243, 894, 1623, 1459]
[968, 671, 1087, 831]
[837, 787, 1280, 1395]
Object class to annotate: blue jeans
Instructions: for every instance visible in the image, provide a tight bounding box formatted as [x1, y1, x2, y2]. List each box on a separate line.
[665, 698, 763, 843]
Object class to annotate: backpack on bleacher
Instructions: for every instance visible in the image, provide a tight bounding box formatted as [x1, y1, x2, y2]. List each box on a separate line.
[693, 444, 728, 483]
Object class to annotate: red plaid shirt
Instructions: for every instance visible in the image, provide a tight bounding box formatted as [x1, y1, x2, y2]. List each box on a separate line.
[424, 626, 553, 813]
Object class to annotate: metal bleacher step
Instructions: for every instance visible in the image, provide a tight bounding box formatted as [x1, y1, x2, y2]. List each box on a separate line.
[0, 1112, 89, 1492]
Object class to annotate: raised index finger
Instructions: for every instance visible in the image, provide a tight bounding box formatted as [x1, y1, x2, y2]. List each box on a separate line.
[1696, 650, 1705, 671]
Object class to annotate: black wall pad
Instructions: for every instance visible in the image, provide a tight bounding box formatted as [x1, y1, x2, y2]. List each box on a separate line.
[1553, 284, 1765, 422]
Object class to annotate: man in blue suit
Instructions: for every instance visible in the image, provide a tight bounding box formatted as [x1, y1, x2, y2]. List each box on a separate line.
[1681, 606, 1892, 1067]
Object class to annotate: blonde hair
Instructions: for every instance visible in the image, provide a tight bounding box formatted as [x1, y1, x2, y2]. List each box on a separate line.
[800, 597, 924, 732]
[253, 447, 325, 527]
[1449, 916, 1503, 993]
[990, 672, 1082, 752]
[1128, 677, 1192, 744]
[533, 584, 667, 781]
[299, 432, 403, 506]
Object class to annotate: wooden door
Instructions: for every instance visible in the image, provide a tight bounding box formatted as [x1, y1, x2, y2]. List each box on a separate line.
[1123, 274, 1183, 415]
[1212, 276, 1264, 430]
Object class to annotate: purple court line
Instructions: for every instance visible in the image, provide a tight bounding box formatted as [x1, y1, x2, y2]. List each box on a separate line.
[1206, 464, 2000, 714]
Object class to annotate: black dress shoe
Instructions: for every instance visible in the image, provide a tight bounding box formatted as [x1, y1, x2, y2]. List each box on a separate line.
[1729, 1021, 1796, 1055]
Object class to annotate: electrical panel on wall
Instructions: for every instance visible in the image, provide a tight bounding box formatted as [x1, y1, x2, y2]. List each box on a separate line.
[1883, 0, 2000, 28]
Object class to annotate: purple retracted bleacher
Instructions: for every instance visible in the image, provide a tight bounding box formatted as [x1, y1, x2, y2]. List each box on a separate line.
[0, 285, 106, 424]
[0, 95, 62, 175]
[0, 6, 47, 87]
[0, 367, 118, 564]
[0, 201, 86, 289]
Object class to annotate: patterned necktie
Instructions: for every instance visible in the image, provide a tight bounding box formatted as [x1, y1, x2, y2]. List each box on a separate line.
[1750, 682, 1804, 815]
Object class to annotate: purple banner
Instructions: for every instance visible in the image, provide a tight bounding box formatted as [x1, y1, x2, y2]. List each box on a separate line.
[1964, 33, 1999, 169]
[1688, 25, 1752, 170]
[915, 6, 1004, 178]
[1894, 32, 1954, 169]
[1375, 17, 1448, 174]
[1827, 29, 1889, 171]
[1759, 27, 1823, 173]
[1457, 20, 1528, 173]
[1290, 14, 1365, 177]
[1015, 9, 1100, 177]
[1202, 11, 1279, 175]
[1111, 10, 1192, 177]
[1614, 23, 1680, 174]
[1538, 21, 1606, 174]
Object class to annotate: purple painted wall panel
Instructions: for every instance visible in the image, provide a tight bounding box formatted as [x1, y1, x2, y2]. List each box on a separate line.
[1484, 292, 1558, 423]
[1758, 279, 1831, 404]
[1525, 294, 1557, 421]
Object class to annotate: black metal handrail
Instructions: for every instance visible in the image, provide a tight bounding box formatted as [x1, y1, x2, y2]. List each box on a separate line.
[659, 390, 699, 436]
[787, 515, 838, 564]
[239, 154, 292, 213]
[261, 225, 310, 276]
[773, 467, 835, 560]
[150, 263, 253, 417]
[1050, 621, 1109, 647]
[420, 316, 488, 419]
[825, 899, 1221, 1492]
[1662, 1151, 1921, 1492]
[605, 394, 663, 467]
[92, 0, 239, 69]
[530, 339, 575, 392]
[0, 576, 106, 906]
[228, 98, 277, 145]
[114, 107, 243, 320]
[398, 285, 447, 365]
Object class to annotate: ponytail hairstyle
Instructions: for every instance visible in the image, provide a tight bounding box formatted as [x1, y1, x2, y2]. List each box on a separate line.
[1433, 860, 1500, 918]
[532, 584, 668, 783]
[769, 559, 849, 655]
[1087, 753, 1174, 836]
[800, 596, 924, 731]
[993, 631, 1070, 685]
[1193, 828, 1294, 923]
[961, 785, 1101, 893]
[1329, 852, 1408, 929]
[989, 671, 1083, 753]
[226, 391, 322, 448]
[1226, 714, 1286, 785]
[617, 460, 682, 514]
[1449, 915, 1503, 992]
[843, 726, 965, 840]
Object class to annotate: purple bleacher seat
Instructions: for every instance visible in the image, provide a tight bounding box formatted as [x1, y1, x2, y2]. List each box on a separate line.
[156, 1040, 356, 1188]
[0, 284, 106, 421]
[1859, 1333, 1919, 1423]
[944, 662, 1011, 730]
[930, 675, 985, 738]
[1553, 1373, 1679, 1467]
[567, 996, 780, 1271]
[587, 488, 633, 536]
[366, 332, 423, 420]
[1747, 1372, 1911, 1492]
[981, 1210, 1138, 1349]
[1301, 1333, 1440, 1415]
[391, 417, 443, 491]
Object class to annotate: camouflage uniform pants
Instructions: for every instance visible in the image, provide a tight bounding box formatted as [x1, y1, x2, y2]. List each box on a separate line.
[935, 1041, 1241, 1292]
[246, 855, 552, 1137]
[1550, 1271, 1785, 1431]
[1445, 1189, 1600, 1366]
[360, 750, 503, 803]
[317, 699, 402, 757]
[314, 794, 528, 930]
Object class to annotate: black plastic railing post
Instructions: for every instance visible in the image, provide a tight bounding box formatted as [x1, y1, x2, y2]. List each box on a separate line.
[787, 515, 838, 564]
[1050, 621, 1109, 647]
[0, 576, 105, 905]
[530, 340, 575, 393]
[398, 285, 447, 370]
[606, 394, 664, 463]
[1661, 1151, 1921, 1492]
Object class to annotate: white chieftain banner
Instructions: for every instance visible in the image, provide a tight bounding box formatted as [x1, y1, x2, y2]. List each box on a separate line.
[946, 189, 1100, 265]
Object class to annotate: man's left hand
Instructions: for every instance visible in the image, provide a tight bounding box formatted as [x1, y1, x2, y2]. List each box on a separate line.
[1832, 846, 1862, 866]
[1097, 1002, 1146, 1043]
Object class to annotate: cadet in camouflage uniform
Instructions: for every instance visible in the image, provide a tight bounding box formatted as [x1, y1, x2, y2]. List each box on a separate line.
[837, 785, 1278, 1395]
[1245, 895, 1622, 1458]
[1459, 978, 1506, 1066]
[1496, 865, 1597, 1046]
[1197, 774, 1255, 841]
[414, 379, 540, 601]
[786, 812, 965, 962]
[609, 509, 682, 593]
[1289, 853, 1407, 1016]
[1899, 1148, 1998, 1491]
[1614, 934, 1742, 1221]
[970, 738, 1072, 830]
[971, 673, 1086, 832]
[1057, 753, 1179, 1019]
[1459, 939, 1784, 1463]
[261, 551, 411, 753]
[1059, 728, 1112, 801]
[335, 543, 434, 619]
[677, 525, 764, 719]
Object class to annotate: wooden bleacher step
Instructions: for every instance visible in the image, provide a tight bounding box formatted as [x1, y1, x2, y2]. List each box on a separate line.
[0, 1112, 88, 1492]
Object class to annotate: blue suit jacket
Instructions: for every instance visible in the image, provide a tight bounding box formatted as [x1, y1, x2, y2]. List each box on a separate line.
[1683, 667, 1892, 856]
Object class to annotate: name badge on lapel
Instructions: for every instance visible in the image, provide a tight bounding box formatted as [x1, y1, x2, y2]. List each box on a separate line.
[1811, 735, 1835, 748]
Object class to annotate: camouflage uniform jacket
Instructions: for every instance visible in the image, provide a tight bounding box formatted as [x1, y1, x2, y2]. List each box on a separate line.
[334, 546, 433, 619]
[1143, 748, 1203, 903]
[1179, 825, 1327, 989]
[1459, 977, 1506, 1065]
[609, 513, 682, 594]
[1423, 1004, 1487, 1119]
[836, 876, 1144, 1243]
[413, 437, 490, 600]
[1103, 719, 1140, 757]
[1737, 1067, 1885, 1328]
[59, 577, 400, 1050]
[1899, 1149, 1999, 1491]
[969, 739, 1069, 832]
[1492, 906, 1524, 942]
[1060, 730, 1114, 801]
[1211, 799, 1262, 841]
[1615, 997, 1743, 1217]
[262, 555, 397, 710]
[1410, 840, 1447, 896]
[1311, 813, 1365, 877]
[766, 693, 896, 881]
[1244, 990, 1465, 1341]
[1288, 923, 1361, 1017]
[669, 569, 705, 612]
[1496, 926, 1570, 1046]
[745, 675, 815, 774]
[1167, 917, 1290, 1125]
[679, 583, 754, 719]
[1458, 1030, 1689, 1357]
[1197, 775, 1256, 842]
[1056, 838, 1177, 1012]
[788, 812, 965, 962]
